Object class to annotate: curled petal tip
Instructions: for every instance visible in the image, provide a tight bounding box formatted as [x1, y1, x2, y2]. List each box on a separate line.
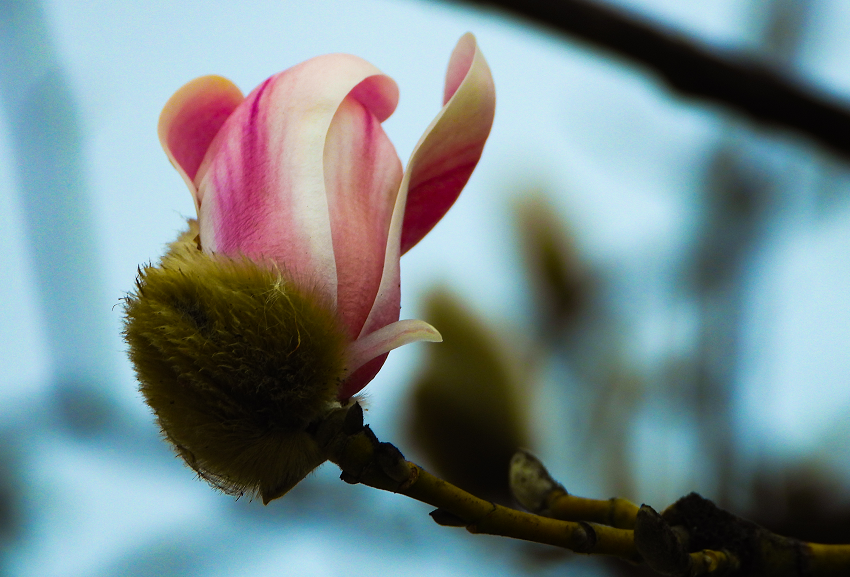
[340, 320, 442, 398]
[354, 33, 493, 348]
[158, 75, 244, 207]
[443, 32, 479, 105]
[349, 73, 400, 122]
[347, 319, 443, 373]
[420, 324, 443, 343]
[399, 33, 496, 254]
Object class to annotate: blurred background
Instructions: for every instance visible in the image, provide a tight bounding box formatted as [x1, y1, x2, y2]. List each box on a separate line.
[2, 0, 850, 575]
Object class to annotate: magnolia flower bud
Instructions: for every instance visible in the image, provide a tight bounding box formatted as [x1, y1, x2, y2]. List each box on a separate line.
[125, 34, 495, 503]
[124, 222, 349, 502]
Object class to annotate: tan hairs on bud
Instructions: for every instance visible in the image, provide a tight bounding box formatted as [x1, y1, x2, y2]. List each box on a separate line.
[123, 221, 349, 503]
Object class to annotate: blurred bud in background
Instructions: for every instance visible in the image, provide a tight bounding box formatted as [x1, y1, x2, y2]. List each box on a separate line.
[406, 289, 531, 504]
[514, 193, 593, 342]
[692, 147, 772, 293]
[0, 439, 21, 573]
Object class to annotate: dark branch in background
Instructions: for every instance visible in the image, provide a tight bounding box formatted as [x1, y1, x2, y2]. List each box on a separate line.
[455, 0, 850, 160]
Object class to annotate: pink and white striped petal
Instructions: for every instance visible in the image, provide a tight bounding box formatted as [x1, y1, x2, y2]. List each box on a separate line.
[324, 87, 403, 339]
[358, 33, 495, 343]
[195, 56, 395, 304]
[157, 75, 244, 208]
[399, 32, 496, 254]
[340, 319, 442, 399]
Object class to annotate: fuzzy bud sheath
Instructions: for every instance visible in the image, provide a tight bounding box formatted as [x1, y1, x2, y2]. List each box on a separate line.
[124, 222, 349, 502]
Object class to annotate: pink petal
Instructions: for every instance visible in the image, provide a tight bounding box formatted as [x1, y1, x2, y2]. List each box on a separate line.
[158, 75, 244, 208]
[400, 33, 496, 254]
[324, 83, 403, 338]
[339, 320, 442, 399]
[195, 56, 396, 306]
[355, 147, 407, 340]
[357, 34, 495, 344]
[340, 355, 389, 402]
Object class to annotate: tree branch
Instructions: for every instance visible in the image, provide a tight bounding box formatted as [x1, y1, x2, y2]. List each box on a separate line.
[323, 403, 639, 560]
[454, 0, 850, 159]
[316, 404, 850, 575]
[510, 448, 850, 576]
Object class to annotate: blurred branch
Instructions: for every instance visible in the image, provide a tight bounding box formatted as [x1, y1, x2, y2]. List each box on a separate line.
[0, 0, 118, 432]
[455, 0, 850, 160]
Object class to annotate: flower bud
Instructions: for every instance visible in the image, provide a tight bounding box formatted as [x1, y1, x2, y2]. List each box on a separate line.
[123, 221, 349, 502]
[130, 34, 495, 502]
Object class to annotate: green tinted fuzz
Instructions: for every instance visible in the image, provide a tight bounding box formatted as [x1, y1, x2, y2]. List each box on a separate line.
[123, 222, 349, 502]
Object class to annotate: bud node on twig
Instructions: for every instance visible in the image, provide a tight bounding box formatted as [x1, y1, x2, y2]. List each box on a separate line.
[509, 449, 565, 513]
[430, 509, 468, 527]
